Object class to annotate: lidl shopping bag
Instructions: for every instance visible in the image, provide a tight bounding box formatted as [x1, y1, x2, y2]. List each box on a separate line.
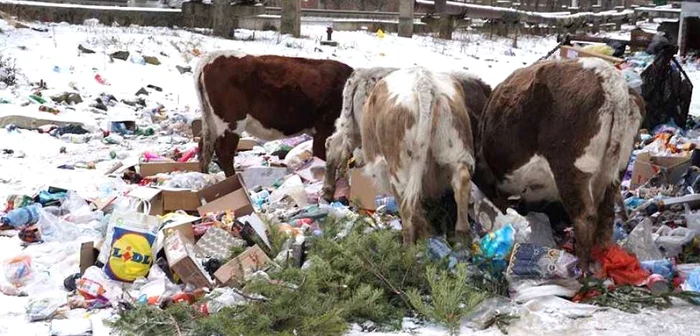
[104, 226, 156, 282]
[98, 198, 160, 281]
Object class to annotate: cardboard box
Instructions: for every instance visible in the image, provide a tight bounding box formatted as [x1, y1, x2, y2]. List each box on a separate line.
[348, 168, 388, 211]
[160, 212, 200, 244]
[137, 162, 202, 213]
[238, 138, 259, 151]
[196, 174, 255, 217]
[630, 152, 692, 189]
[195, 226, 246, 260]
[213, 244, 272, 287]
[163, 230, 212, 289]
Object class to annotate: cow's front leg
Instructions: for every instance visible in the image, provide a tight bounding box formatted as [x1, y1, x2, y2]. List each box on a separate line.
[215, 132, 240, 177]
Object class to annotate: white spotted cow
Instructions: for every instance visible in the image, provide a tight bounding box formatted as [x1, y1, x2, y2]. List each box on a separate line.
[361, 67, 491, 244]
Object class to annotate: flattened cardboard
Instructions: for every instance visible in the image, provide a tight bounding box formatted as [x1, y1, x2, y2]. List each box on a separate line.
[630, 152, 691, 189]
[164, 230, 212, 289]
[238, 138, 259, 151]
[348, 168, 388, 211]
[213, 244, 272, 287]
[196, 174, 254, 217]
[79, 242, 99, 274]
[136, 162, 202, 213]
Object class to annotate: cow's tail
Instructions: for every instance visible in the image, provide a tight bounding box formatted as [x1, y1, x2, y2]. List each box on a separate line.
[194, 55, 216, 174]
[402, 70, 437, 213]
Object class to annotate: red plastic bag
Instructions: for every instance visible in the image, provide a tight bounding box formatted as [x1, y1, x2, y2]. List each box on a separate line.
[592, 245, 649, 286]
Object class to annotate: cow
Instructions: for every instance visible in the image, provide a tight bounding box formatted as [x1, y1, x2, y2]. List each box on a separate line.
[471, 58, 646, 271]
[322, 68, 490, 203]
[360, 67, 492, 245]
[323, 67, 398, 201]
[194, 50, 354, 177]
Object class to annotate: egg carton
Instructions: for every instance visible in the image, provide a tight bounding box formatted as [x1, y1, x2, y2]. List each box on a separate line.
[195, 226, 247, 261]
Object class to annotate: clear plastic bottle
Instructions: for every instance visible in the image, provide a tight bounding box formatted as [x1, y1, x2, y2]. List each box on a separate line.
[1, 204, 42, 227]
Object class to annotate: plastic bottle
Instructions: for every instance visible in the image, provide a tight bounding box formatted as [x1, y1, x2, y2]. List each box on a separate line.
[375, 195, 398, 214]
[1, 204, 42, 227]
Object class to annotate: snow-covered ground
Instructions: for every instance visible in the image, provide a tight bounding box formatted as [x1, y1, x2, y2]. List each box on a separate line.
[0, 18, 699, 336]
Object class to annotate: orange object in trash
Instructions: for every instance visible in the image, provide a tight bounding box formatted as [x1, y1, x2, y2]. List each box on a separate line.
[592, 245, 649, 286]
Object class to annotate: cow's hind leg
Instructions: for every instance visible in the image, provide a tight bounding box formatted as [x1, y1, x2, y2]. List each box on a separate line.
[596, 182, 618, 247]
[215, 132, 239, 177]
[450, 162, 474, 247]
[552, 167, 598, 273]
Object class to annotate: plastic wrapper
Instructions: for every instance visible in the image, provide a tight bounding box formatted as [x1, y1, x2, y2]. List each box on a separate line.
[508, 278, 582, 303]
[463, 296, 521, 330]
[283, 140, 314, 171]
[269, 175, 308, 207]
[50, 318, 92, 336]
[623, 218, 665, 261]
[160, 171, 222, 191]
[621, 68, 643, 94]
[26, 296, 66, 322]
[682, 268, 700, 292]
[201, 287, 247, 315]
[77, 266, 123, 303]
[474, 224, 515, 272]
[640, 259, 674, 279]
[505, 243, 579, 281]
[4, 255, 32, 287]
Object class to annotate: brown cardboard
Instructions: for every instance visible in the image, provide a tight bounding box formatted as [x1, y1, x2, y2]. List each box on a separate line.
[237, 138, 259, 151]
[196, 174, 254, 217]
[348, 168, 387, 211]
[137, 162, 202, 213]
[213, 244, 272, 287]
[79, 242, 99, 274]
[139, 162, 200, 177]
[630, 152, 692, 189]
[164, 231, 212, 289]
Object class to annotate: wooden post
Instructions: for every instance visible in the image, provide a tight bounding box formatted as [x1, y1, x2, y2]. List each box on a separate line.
[281, 0, 301, 37]
[398, 0, 414, 38]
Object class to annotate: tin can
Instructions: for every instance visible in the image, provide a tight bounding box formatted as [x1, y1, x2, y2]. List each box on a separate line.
[647, 274, 669, 295]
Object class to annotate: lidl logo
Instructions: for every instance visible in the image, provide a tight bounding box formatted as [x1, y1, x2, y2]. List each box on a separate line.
[104, 227, 156, 282]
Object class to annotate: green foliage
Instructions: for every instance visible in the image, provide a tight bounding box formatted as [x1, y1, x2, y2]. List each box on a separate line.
[107, 303, 202, 336]
[407, 264, 487, 335]
[579, 277, 700, 314]
[112, 214, 492, 336]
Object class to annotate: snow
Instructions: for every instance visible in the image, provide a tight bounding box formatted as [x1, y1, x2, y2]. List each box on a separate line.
[0, 16, 699, 336]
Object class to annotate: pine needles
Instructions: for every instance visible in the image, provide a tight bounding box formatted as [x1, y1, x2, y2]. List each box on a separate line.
[111, 214, 491, 336]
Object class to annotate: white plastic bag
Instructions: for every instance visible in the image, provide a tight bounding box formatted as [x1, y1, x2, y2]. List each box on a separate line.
[98, 199, 160, 265]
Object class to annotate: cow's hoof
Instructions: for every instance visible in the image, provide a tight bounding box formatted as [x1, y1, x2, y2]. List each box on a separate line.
[450, 231, 473, 250]
[321, 186, 335, 202]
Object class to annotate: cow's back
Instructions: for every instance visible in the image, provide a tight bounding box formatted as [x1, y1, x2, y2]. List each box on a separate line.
[201, 54, 353, 138]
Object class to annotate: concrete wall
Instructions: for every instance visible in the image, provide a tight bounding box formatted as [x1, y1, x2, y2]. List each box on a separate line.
[0, 1, 182, 27]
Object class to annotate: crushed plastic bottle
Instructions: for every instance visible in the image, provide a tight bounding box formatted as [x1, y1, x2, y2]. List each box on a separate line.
[1, 203, 42, 227]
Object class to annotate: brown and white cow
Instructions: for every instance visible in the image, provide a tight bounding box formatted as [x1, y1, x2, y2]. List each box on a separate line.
[194, 51, 354, 176]
[361, 67, 491, 244]
[472, 58, 645, 270]
[322, 67, 491, 202]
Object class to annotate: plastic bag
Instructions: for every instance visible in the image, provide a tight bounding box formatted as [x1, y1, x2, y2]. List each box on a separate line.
[104, 226, 156, 282]
[655, 225, 695, 258]
[508, 278, 582, 303]
[26, 296, 66, 322]
[463, 296, 521, 330]
[474, 224, 515, 272]
[524, 212, 556, 248]
[269, 175, 308, 207]
[621, 68, 643, 94]
[623, 218, 664, 261]
[98, 199, 160, 265]
[4, 255, 32, 287]
[77, 266, 123, 303]
[505, 243, 579, 280]
[283, 140, 314, 171]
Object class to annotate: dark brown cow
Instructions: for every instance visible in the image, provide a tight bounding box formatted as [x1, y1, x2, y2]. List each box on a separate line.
[194, 51, 354, 176]
[361, 67, 491, 245]
[472, 58, 646, 271]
